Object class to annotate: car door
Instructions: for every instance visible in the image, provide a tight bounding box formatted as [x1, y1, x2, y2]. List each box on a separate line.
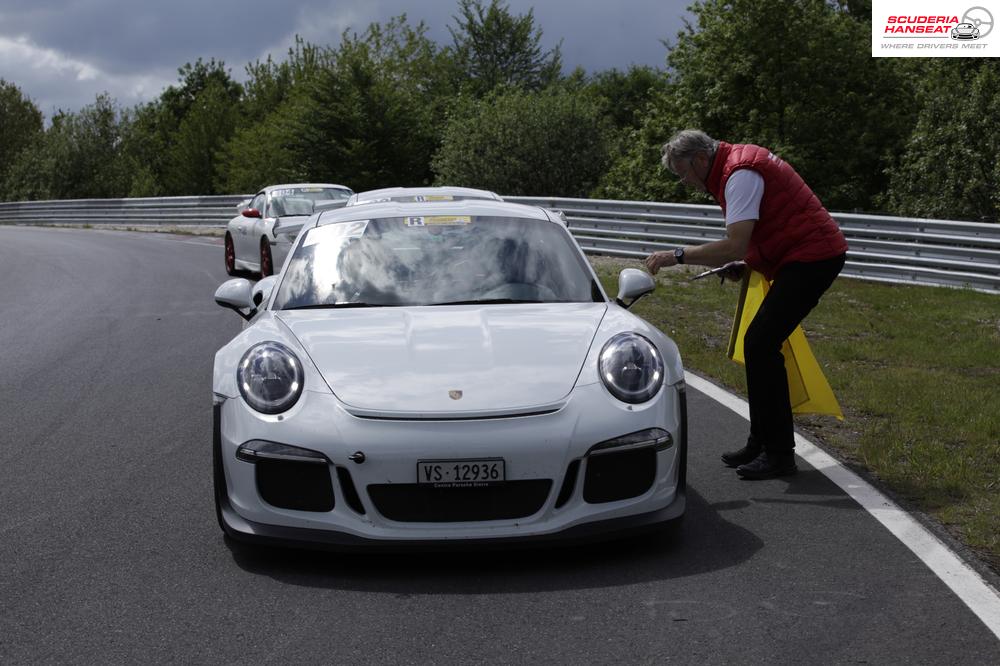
[254, 192, 276, 251]
[237, 192, 266, 262]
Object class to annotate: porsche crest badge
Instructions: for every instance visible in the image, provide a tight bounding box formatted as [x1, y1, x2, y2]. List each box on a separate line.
[448, 390, 463, 400]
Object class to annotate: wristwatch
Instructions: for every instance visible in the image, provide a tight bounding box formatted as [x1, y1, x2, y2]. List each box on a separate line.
[673, 247, 686, 265]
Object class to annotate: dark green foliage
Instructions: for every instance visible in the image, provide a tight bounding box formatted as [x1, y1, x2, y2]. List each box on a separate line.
[160, 58, 242, 125]
[432, 87, 612, 197]
[448, 0, 562, 96]
[2, 93, 130, 201]
[600, 1, 917, 211]
[586, 66, 668, 133]
[0, 80, 43, 195]
[884, 62, 1000, 223]
[163, 79, 241, 195]
[278, 17, 451, 191]
[241, 37, 329, 126]
[122, 59, 242, 196]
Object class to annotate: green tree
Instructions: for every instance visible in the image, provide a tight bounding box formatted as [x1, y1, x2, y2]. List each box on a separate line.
[2, 93, 130, 200]
[164, 78, 241, 195]
[600, 0, 916, 210]
[278, 16, 453, 191]
[124, 59, 242, 196]
[216, 87, 312, 193]
[0, 80, 43, 197]
[241, 36, 329, 125]
[217, 39, 334, 193]
[432, 87, 612, 197]
[885, 62, 1000, 223]
[119, 101, 169, 197]
[161, 58, 242, 124]
[448, 0, 562, 96]
[586, 66, 668, 133]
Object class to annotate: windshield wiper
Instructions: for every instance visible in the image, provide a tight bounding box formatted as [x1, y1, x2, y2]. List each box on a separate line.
[428, 298, 547, 306]
[282, 302, 397, 310]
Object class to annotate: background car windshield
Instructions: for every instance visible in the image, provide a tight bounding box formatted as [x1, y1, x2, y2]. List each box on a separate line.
[273, 215, 602, 308]
[270, 187, 351, 217]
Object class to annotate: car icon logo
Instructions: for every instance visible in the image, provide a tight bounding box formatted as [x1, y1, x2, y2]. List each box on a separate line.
[448, 390, 463, 400]
[951, 22, 980, 39]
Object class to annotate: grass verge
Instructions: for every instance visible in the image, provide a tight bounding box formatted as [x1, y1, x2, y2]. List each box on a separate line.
[592, 257, 1000, 574]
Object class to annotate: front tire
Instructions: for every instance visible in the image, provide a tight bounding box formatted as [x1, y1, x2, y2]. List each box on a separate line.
[260, 238, 273, 278]
[224, 233, 237, 276]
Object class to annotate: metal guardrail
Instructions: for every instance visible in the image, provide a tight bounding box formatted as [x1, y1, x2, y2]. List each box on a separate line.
[1, 194, 998, 293]
[0, 195, 247, 226]
[505, 196, 1000, 294]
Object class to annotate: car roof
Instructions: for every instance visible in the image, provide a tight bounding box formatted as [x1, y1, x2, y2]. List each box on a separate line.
[314, 199, 553, 227]
[348, 186, 502, 204]
[262, 183, 353, 194]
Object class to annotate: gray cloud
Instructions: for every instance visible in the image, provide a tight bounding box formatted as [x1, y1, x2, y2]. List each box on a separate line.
[0, 0, 691, 117]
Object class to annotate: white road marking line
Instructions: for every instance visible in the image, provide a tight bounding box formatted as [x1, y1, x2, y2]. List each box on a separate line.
[684, 370, 1000, 642]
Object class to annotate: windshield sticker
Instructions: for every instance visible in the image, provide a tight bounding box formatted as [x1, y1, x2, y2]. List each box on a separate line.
[414, 194, 455, 202]
[304, 220, 369, 247]
[273, 187, 329, 197]
[405, 215, 472, 227]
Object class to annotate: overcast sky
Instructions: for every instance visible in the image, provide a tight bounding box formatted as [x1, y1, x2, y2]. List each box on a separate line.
[0, 0, 694, 118]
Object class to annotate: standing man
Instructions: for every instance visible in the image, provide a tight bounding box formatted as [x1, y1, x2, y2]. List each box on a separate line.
[645, 130, 847, 480]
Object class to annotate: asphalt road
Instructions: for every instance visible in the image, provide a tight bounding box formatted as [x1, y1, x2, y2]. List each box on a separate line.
[1, 226, 997, 664]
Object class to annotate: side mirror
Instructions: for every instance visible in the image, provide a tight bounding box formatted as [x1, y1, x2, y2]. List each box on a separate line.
[241, 208, 262, 219]
[615, 268, 655, 309]
[214, 278, 256, 321]
[251, 275, 279, 307]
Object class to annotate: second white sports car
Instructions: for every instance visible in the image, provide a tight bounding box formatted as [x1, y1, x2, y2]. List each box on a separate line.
[225, 183, 353, 277]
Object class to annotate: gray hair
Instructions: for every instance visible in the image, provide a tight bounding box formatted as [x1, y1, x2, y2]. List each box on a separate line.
[661, 129, 719, 173]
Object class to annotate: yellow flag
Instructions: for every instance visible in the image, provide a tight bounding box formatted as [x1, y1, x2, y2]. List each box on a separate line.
[727, 271, 844, 420]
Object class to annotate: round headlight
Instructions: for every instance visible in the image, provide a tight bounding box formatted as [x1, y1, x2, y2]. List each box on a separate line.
[599, 333, 664, 404]
[237, 341, 304, 414]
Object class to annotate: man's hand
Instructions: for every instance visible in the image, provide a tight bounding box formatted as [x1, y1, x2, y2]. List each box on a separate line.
[644, 251, 676, 275]
[718, 260, 746, 282]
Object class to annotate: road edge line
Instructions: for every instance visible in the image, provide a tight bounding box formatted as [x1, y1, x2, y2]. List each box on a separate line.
[684, 370, 1000, 642]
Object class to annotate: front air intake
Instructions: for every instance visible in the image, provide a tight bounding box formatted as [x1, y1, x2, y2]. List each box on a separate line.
[583, 447, 656, 504]
[255, 459, 335, 512]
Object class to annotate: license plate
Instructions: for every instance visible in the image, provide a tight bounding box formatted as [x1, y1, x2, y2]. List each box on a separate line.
[417, 458, 505, 487]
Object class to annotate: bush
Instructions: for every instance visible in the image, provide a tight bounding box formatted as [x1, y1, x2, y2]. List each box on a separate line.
[432, 87, 612, 197]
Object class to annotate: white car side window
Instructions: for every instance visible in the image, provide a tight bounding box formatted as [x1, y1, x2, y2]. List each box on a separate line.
[250, 194, 265, 215]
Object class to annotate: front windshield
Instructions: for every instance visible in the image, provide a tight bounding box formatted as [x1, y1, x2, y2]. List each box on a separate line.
[270, 187, 351, 217]
[272, 215, 603, 308]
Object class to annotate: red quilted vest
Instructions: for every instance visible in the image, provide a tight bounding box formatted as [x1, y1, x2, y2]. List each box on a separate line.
[704, 142, 848, 279]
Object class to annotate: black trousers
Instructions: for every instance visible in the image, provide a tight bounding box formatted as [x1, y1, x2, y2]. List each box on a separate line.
[744, 253, 846, 458]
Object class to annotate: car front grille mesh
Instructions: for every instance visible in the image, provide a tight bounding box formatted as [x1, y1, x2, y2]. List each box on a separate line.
[367, 480, 552, 522]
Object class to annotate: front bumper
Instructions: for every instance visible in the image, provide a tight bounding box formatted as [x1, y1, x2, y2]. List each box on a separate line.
[213, 381, 687, 550]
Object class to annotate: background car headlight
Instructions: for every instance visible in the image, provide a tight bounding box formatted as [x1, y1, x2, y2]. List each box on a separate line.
[599, 333, 664, 404]
[237, 341, 304, 414]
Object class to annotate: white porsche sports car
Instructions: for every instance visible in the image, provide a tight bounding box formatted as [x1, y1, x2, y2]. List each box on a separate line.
[212, 197, 687, 549]
[225, 183, 353, 277]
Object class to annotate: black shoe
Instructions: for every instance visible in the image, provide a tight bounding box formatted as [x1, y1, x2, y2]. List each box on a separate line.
[736, 451, 797, 480]
[721, 436, 761, 468]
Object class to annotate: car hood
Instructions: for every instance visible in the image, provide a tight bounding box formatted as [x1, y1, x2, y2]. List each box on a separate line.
[276, 303, 607, 415]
